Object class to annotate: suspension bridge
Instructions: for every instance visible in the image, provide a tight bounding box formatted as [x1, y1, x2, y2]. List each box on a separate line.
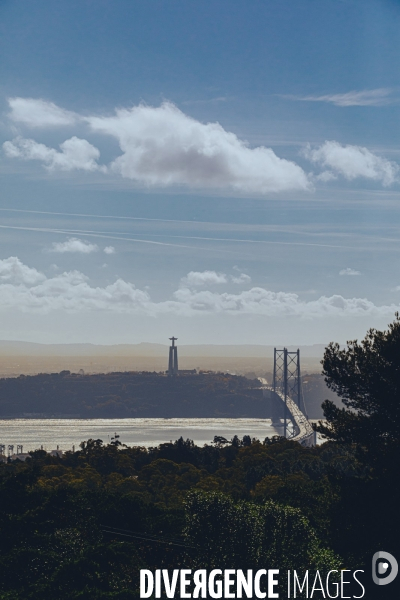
[260, 348, 316, 447]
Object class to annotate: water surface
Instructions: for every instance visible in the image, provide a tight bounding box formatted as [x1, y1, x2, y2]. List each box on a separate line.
[0, 418, 280, 452]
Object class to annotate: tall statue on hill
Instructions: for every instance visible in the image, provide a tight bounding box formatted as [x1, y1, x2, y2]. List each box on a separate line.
[168, 337, 178, 376]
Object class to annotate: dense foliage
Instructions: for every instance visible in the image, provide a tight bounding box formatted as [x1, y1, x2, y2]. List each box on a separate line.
[0, 432, 391, 599]
[184, 491, 341, 597]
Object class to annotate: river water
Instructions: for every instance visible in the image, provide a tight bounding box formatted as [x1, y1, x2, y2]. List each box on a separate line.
[0, 418, 281, 452]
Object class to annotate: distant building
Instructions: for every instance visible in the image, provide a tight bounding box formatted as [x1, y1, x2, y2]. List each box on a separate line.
[50, 445, 63, 458]
[10, 453, 31, 462]
[49, 449, 63, 458]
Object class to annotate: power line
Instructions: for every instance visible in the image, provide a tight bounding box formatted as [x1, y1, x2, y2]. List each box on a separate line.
[101, 525, 197, 549]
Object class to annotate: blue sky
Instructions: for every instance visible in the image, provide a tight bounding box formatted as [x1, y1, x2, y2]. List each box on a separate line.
[1, 0, 400, 345]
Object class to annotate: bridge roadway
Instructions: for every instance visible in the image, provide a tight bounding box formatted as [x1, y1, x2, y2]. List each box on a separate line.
[258, 379, 316, 447]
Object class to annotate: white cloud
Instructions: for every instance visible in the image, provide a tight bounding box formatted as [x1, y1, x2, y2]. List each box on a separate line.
[7, 97, 400, 193]
[339, 268, 361, 276]
[0, 257, 46, 286]
[231, 273, 251, 284]
[283, 88, 394, 107]
[7, 97, 79, 127]
[304, 141, 399, 186]
[181, 271, 228, 287]
[3, 136, 106, 172]
[172, 286, 397, 318]
[315, 170, 337, 182]
[0, 257, 398, 319]
[104, 246, 116, 254]
[0, 260, 150, 313]
[49, 238, 99, 254]
[86, 101, 311, 194]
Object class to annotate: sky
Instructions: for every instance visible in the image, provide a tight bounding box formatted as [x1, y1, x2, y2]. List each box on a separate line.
[1, 0, 400, 346]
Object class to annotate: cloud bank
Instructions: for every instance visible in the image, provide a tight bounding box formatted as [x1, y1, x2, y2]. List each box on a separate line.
[3, 136, 105, 172]
[304, 141, 399, 186]
[86, 102, 311, 194]
[4, 97, 399, 191]
[4, 98, 310, 194]
[0, 257, 46, 286]
[0, 258, 397, 319]
[0, 257, 150, 313]
[172, 286, 392, 318]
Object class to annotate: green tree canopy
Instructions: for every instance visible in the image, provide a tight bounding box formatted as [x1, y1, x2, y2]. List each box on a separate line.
[314, 314, 400, 454]
[184, 491, 341, 597]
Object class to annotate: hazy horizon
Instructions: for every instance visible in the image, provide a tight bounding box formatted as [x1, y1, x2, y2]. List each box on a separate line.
[0, 340, 325, 378]
[0, 339, 327, 355]
[0, 339, 324, 377]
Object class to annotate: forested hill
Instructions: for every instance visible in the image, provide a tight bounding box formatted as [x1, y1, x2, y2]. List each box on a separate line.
[0, 371, 267, 418]
[0, 370, 339, 419]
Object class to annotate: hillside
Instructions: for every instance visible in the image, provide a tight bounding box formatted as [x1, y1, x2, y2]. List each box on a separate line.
[0, 371, 265, 419]
[0, 370, 341, 419]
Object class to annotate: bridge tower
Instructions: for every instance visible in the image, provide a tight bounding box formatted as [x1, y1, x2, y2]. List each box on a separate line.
[273, 348, 304, 438]
[168, 336, 178, 376]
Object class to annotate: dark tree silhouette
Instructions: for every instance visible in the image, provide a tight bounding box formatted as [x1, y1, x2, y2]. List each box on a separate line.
[314, 314, 400, 461]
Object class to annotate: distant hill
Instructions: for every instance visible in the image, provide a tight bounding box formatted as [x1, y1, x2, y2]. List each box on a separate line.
[0, 370, 341, 419]
[0, 371, 266, 419]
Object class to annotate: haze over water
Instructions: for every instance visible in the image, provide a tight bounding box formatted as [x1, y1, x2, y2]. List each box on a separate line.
[0, 418, 279, 452]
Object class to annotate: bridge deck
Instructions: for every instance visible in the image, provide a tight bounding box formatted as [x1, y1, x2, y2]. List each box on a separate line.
[258, 379, 315, 446]
[275, 390, 315, 446]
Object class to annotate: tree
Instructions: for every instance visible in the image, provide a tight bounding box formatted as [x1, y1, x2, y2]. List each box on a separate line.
[184, 491, 341, 597]
[314, 314, 400, 456]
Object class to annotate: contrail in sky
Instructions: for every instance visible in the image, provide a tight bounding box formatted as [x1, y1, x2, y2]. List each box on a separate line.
[0, 223, 357, 251]
[0, 208, 396, 251]
[0, 207, 396, 245]
[0, 225, 194, 249]
[0, 207, 206, 226]
[61, 227, 357, 250]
